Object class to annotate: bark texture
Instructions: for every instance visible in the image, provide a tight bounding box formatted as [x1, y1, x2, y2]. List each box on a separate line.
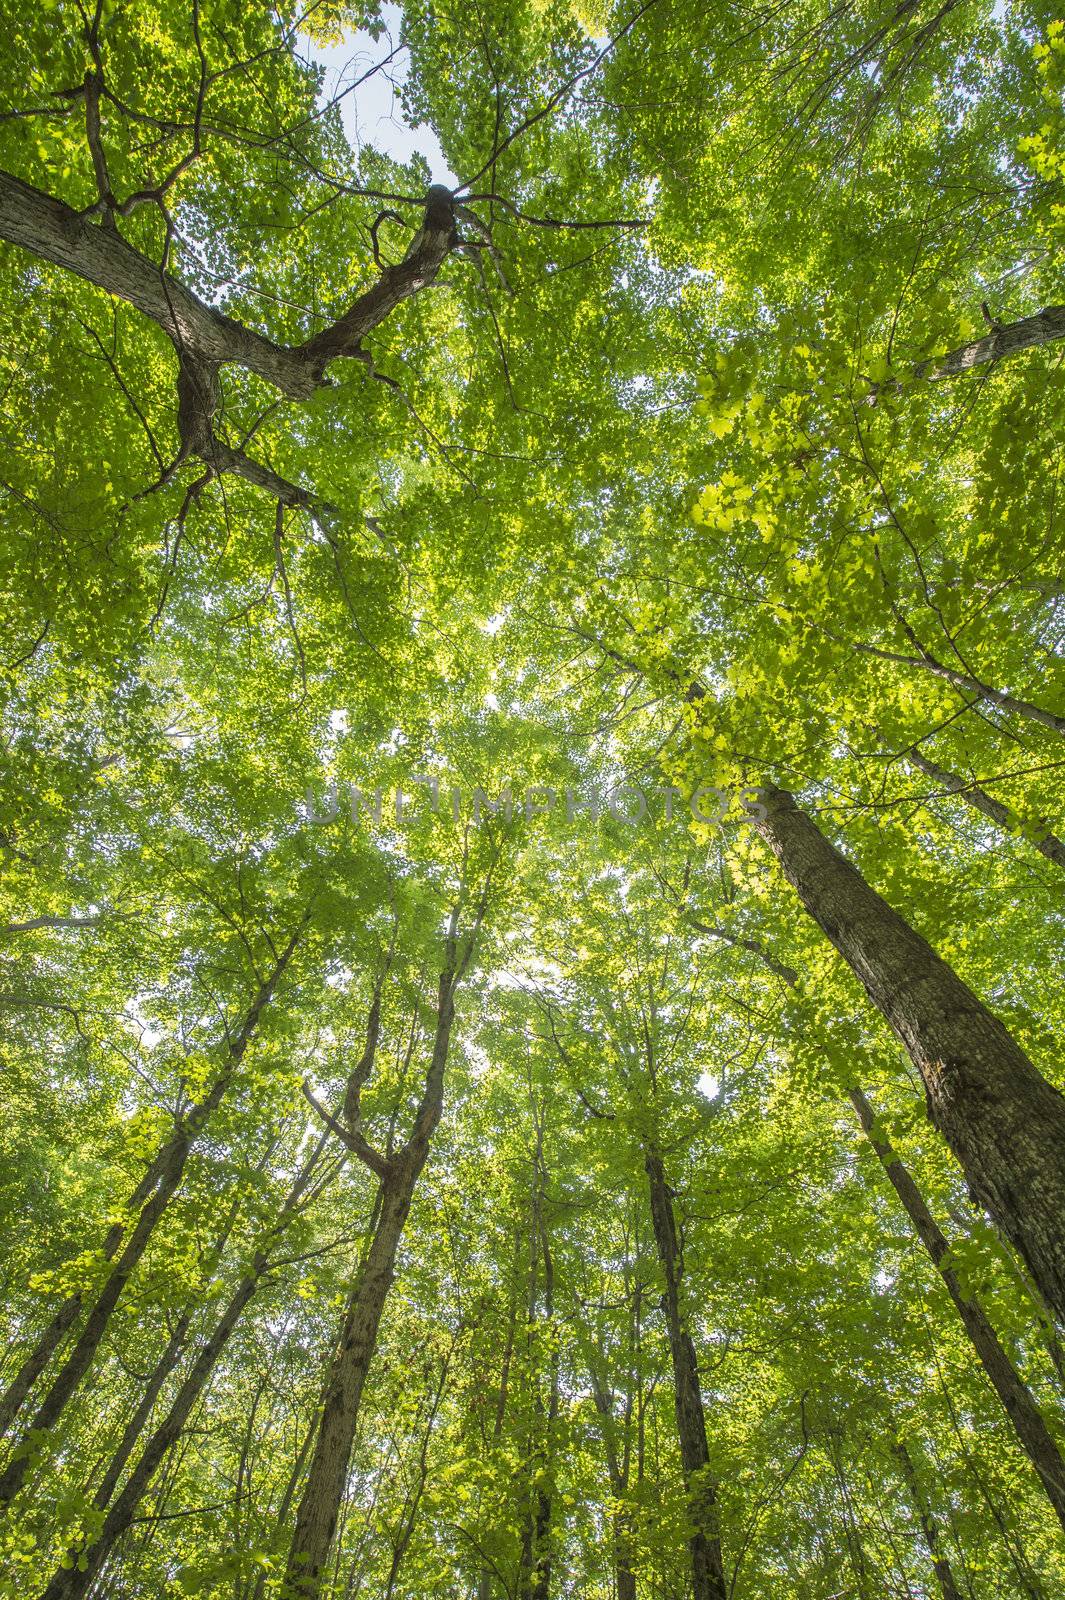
[754, 785, 1065, 1327]
[918, 305, 1065, 382]
[284, 931, 468, 1600]
[283, 1172, 419, 1599]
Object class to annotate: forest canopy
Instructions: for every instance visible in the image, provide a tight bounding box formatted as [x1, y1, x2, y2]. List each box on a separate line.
[0, 1, 1064, 1597]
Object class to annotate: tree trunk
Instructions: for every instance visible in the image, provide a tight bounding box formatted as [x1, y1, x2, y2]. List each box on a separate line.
[38, 1139, 324, 1599]
[0, 1294, 82, 1442]
[39, 1262, 264, 1600]
[282, 904, 474, 1599]
[913, 305, 1065, 384]
[518, 1488, 554, 1600]
[644, 1145, 727, 1600]
[283, 1166, 421, 1599]
[892, 1438, 961, 1600]
[906, 747, 1065, 871]
[841, 642, 1065, 734]
[91, 1307, 193, 1512]
[754, 784, 1065, 1326]
[0, 169, 457, 507]
[0, 924, 303, 1505]
[0, 1133, 187, 1438]
[587, 1360, 637, 1600]
[518, 1113, 558, 1600]
[614, 1526, 638, 1600]
[849, 1085, 1065, 1531]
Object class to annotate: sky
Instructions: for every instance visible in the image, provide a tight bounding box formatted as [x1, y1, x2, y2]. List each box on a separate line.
[299, 4, 459, 187]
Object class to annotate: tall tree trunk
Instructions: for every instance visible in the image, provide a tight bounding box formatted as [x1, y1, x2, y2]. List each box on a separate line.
[826, 1433, 874, 1597]
[88, 1190, 246, 1514]
[283, 1167, 422, 1599]
[892, 1438, 961, 1600]
[0, 921, 304, 1505]
[754, 785, 1065, 1325]
[0, 1294, 83, 1441]
[476, 1234, 520, 1600]
[644, 1145, 727, 1600]
[37, 1139, 325, 1599]
[0, 1117, 212, 1439]
[519, 1111, 558, 1600]
[91, 1307, 193, 1511]
[587, 1362, 637, 1600]
[283, 911, 473, 1600]
[906, 747, 1065, 871]
[849, 1086, 1065, 1531]
[39, 1262, 266, 1600]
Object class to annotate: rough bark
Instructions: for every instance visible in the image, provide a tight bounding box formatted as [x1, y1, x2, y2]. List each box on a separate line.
[909, 305, 1065, 385]
[644, 1145, 727, 1600]
[907, 747, 1065, 871]
[753, 785, 1065, 1327]
[0, 919, 304, 1502]
[850, 1086, 1065, 1532]
[0, 169, 312, 391]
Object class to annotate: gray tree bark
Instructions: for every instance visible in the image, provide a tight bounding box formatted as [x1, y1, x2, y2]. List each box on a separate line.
[284, 915, 476, 1599]
[906, 746, 1065, 871]
[0, 169, 458, 508]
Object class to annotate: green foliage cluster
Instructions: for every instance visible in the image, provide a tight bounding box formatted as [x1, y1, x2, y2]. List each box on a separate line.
[0, 0, 1063, 1597]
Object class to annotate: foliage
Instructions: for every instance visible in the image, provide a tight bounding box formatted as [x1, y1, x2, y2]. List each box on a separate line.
[0, 1, 1063, 1597]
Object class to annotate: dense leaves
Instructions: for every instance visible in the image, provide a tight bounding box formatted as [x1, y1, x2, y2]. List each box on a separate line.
[0, 1, 1063, 1597]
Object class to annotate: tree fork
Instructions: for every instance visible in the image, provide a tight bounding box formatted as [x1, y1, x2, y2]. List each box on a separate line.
[0, 169, 459, 509]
